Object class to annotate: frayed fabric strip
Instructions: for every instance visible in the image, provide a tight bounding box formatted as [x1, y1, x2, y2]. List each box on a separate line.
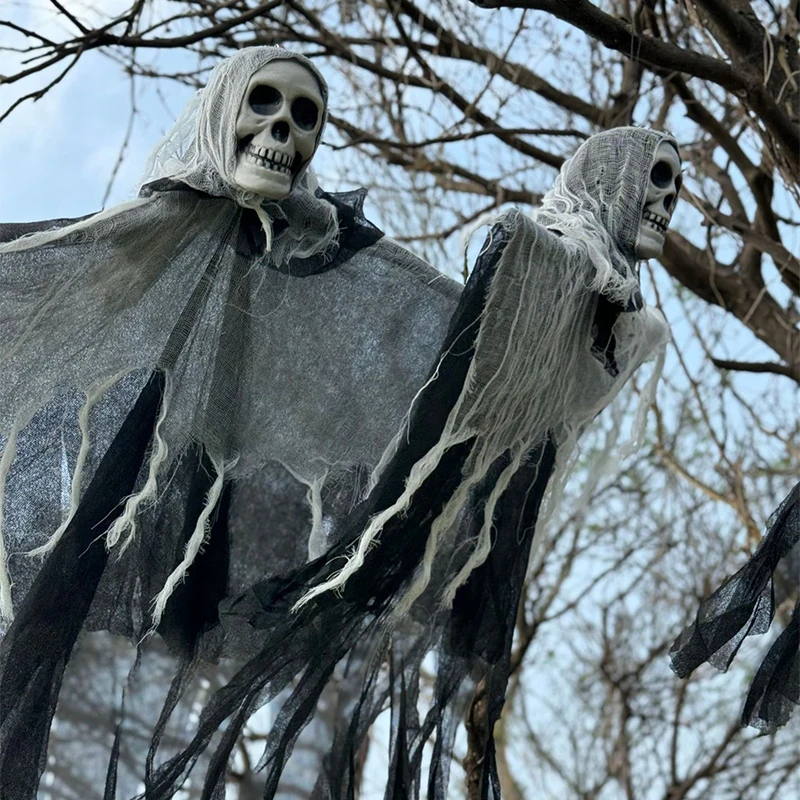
[29, 373, 127, 559]
[305, 476, 326, 561]
[106, 374, 172, 552]
[278, 462, 329, 561]
[391, 473, 472, 621]
[150, 455, 236, 628]
[389, 448, 523, 619]
[0, 425, 20, 620]
[293, 435, 463, 611]
[440, 450, 524, 608]
[255, 205, 274, 252]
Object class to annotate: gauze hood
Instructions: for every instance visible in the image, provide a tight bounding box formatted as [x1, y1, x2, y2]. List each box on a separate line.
[140, 46, 336, 264]
[141, 46, 328, 207]
[535, 127, 678, 303]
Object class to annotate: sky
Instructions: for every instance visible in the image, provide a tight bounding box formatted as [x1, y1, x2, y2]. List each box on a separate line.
[0, 2, 193, 221]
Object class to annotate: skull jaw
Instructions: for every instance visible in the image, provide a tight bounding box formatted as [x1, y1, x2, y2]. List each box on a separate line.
[232, 158, 293, 199]
[635, 220, 666, 260]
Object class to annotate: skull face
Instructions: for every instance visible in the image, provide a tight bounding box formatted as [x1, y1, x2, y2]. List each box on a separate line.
[232, 60, 324, 199]
[635, 141, 682, 260]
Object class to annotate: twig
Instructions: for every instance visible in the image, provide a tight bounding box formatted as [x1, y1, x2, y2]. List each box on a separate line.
[711, 358, 799, 381]
[102, 58, 139, 207]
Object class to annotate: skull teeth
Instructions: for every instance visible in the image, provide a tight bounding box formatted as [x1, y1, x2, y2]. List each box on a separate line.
[643, 210, 668, 234]
[245, 145, 293, 175]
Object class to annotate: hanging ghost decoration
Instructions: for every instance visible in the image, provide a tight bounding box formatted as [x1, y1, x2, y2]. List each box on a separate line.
[113, 127, 675, 800]
[0, 46, 463, 798]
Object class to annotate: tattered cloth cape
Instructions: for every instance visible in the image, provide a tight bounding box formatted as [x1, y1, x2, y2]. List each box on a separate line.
[0, 122, 671, 798]
[671, 481, 799, 731]
[0, 177, 463, 796]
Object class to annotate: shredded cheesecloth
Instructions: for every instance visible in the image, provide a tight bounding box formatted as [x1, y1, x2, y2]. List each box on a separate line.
[0, 80, 676, 799]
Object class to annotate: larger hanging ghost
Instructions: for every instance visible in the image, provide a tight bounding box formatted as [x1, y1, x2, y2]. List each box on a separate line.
[0, 46, 462, 797]
[0, 43, 677, 798]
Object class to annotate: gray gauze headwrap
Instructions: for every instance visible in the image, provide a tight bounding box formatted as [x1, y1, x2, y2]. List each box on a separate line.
[0, 46, 461, 624]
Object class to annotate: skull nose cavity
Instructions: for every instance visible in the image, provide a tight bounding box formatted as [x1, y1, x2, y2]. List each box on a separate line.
[272, 121, 290, 143]
[663, 193, 675, 214]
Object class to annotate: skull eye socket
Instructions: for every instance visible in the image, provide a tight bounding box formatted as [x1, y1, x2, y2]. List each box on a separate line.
[291, 97, 320, 131]
[249, 85, 283, 116]
[651, 160, 673, 189]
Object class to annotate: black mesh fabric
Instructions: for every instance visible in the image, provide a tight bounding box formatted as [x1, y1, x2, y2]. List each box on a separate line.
[671, 481, 800, 731]
[0, 371, 166, 796]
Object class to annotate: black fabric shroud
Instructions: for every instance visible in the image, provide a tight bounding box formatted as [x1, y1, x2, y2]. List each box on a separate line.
[0, 371, 166, 796]
[670, 480, 800, 731]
